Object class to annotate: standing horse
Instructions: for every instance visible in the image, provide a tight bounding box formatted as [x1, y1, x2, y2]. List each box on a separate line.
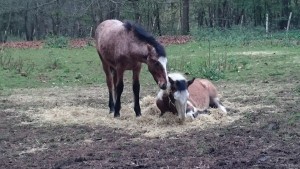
[156, 73, 227, 121]
[95, 20, 168, 117]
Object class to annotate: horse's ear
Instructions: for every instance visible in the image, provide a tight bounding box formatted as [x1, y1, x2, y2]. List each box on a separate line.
[147, 44, 153, 53]
[187, 78, 195, 87]
[147, 44, 156, 59]
[168, 77, 174, 85]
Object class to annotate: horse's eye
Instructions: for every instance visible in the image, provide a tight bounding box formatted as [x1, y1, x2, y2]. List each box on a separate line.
[155, 61, 160, 67]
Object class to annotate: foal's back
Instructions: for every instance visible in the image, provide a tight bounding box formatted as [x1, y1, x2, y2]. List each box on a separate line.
[188, 79, 210, 110]
[188, 78, 227, 113]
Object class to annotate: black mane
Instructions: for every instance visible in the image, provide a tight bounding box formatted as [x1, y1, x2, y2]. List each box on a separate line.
[123, 20, 166, 57]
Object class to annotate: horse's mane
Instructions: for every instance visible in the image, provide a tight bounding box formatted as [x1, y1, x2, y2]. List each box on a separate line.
[123, 20, 166, 57]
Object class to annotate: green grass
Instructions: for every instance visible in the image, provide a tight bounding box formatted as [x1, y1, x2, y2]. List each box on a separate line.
[0, 32, 299, 90]
[167, 40, 300, 82]
[0, 47, 104, 89]
[288, 112, 300, 126]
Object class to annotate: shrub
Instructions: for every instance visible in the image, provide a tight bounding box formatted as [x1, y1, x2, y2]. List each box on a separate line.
[45, 35, 69, 48]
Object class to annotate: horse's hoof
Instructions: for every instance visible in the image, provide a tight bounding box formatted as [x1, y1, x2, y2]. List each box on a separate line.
[136, 113, 142, 117]
[114, 113, 120, 118]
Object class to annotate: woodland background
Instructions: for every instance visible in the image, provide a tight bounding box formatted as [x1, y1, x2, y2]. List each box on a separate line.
[0, 0, 299, 42]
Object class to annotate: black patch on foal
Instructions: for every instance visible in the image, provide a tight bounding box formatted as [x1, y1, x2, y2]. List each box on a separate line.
[176, 80, 188, 91]
[123, 21, 166, 57]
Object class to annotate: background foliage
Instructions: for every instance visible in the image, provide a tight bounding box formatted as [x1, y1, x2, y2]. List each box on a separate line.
[0, 0, 299, 42]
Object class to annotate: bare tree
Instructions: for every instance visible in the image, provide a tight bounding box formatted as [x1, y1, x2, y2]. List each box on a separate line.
[181, 0, 189, 35]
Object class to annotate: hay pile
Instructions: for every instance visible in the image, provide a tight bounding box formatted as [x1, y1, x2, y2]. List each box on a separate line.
[3, 80, 294, 138]
[23, 93, 239, 138]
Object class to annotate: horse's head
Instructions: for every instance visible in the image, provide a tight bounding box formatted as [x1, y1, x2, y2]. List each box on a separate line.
[146, 45, 168, 90]
[168, 73, 195, 121]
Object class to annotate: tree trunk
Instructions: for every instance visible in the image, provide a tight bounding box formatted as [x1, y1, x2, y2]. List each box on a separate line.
[181, 0, 189, 35]
[24, 2, 33, 41]
[131, 0, 140, 23]
[197, 8, 205, 27]
[154, 2, 162, 36]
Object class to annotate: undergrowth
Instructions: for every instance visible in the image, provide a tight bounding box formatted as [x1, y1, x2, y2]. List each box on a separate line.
[45, 35, 69, 48]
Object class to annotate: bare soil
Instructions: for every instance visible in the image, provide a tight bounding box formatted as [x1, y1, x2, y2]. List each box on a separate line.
[0, 78, 299, 169]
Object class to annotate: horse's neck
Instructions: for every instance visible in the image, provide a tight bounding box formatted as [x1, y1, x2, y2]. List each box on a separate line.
[129, 43, 149, 63]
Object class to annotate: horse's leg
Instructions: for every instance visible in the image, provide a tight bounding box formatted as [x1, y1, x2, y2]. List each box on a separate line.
[113, 69, 125, 117]
[132, 64, 142, 117]
[100, 61, 115, 113]
[108, 67, 116, 113]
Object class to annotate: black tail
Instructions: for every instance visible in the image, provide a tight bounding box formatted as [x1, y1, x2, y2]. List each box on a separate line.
[123, 21, 166, 57]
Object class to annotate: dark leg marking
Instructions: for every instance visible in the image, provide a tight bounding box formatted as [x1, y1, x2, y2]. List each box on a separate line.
[108, 91, 114, 113]
[209, 102, 218, 108]
[133, 80, 141, 117]
[114, 80, 124, 117]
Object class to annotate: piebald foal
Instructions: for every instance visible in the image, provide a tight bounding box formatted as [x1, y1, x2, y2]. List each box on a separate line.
[156, 73, 227, 121]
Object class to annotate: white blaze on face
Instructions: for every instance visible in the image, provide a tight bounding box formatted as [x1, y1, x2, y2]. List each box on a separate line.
[158, 57, 168, 82]
[167, 73, 191, 120]
[174, 90, 189, 120]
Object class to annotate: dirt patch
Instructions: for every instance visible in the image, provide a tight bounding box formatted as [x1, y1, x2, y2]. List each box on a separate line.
[0, 80, 299, 168]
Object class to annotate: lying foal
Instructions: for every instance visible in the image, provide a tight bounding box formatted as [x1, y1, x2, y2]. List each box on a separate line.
[156, 73, 227, 121]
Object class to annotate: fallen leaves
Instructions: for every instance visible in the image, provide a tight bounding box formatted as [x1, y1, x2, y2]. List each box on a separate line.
[0, 36, 192, 49]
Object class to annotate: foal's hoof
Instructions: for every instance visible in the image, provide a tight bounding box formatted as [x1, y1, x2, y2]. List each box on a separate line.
[136, 113, 142, 117]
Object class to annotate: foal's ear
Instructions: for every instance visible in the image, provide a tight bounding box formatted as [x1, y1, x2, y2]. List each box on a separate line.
[168, 77, 175, 84]
[187, 78, 196, 87]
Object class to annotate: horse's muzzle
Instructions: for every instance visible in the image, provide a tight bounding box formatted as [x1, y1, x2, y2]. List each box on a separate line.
[159, 83, 167, 90]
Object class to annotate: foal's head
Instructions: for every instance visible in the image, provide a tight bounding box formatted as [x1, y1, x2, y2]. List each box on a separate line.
[146, 45, 168, 90]
[168, 73, 195, 120]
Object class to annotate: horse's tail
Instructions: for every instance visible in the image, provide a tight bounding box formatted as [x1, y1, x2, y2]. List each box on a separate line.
[123, 21, 166, 57]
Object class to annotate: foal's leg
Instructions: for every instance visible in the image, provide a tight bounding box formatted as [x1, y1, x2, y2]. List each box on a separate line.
[113, 69, 125, 117]
[132, 64, 142, 117]
[211, 97, 227, 113]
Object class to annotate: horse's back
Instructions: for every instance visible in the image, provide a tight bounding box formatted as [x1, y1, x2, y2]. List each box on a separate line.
[95, 19, 147, 69]
[95, 20, 125, 52]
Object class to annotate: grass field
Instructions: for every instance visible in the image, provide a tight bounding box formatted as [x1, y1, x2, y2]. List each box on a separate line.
[1, 35, 299, 89]
[1, 33, 300, 168]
